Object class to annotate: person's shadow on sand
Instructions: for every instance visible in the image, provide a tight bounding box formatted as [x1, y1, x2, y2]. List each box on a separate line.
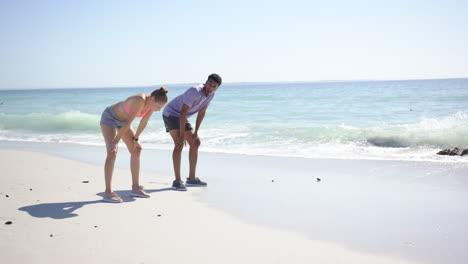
[145, 187, 173, 193]
[18, 188, 174, 219]
[19, 200, 102, 219]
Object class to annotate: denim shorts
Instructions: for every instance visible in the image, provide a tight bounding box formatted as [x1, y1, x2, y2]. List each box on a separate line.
[162, 115, 193, 132]
[100, 106, 127, 128]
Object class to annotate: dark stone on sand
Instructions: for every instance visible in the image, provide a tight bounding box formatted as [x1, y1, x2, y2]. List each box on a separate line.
[317, 178, 321, 182]
[29, 188, 32, 191]
[271, 180, 274, 182]
[6, 195, 9, 198]
[437, 148, 468, 156]
[157, 214, 161, 217]
[50, 234, 54, 237]
[94, 226, 98, 228]
[82, 181, 89, 183]
[5, 221, 12, 225]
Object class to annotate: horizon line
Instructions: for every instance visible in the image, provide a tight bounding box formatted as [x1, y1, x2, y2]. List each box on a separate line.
[1, 76, 467, 91]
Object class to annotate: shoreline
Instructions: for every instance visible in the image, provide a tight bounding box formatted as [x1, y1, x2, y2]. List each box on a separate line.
[0, 140, 467, 165]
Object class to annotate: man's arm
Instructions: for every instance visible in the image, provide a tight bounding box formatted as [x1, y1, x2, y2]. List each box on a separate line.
[176, 104, 191, 148]
[194, 105, 208, 135]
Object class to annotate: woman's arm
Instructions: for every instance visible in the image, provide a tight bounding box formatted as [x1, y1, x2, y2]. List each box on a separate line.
[109, 96, 144, 150]
[134, 110, 153, 140]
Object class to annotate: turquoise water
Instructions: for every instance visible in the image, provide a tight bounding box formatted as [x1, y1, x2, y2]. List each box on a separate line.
[1, 79, 467, 161]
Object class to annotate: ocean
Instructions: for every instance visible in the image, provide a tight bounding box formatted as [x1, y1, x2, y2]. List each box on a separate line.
[1, 78, 467, 162]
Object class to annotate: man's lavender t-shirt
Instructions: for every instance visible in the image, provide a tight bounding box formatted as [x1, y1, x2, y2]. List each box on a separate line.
[163, 84, 215, 118]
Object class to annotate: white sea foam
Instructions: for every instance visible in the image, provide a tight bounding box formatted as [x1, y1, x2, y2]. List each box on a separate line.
[1, 111, 467, 162]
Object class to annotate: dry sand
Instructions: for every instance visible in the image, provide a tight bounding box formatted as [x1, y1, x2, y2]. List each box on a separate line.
[1, 149, 418, 264]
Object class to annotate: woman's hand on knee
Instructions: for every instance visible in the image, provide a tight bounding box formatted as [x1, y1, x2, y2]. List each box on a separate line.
[109, 138, 120, 152]
[108, 142, 118, 153]
[133, 141, 142, 152]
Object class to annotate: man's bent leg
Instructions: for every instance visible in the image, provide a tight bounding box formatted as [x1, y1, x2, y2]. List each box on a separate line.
[185, 131, 200, 180]
[169, 130, 183, 181]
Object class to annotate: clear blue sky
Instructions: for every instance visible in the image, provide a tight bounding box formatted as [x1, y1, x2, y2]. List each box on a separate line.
[1, 0, 467, 89]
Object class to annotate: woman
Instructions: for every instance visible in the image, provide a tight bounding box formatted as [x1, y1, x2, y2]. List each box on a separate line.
[100, 87, 168, 203]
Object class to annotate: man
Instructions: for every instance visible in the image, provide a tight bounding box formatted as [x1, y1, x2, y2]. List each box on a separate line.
[162, 73, 222, 190]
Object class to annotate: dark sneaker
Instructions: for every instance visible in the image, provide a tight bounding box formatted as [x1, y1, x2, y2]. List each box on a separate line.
[186, 177, 207, 187]
[172, 180, 187, 191]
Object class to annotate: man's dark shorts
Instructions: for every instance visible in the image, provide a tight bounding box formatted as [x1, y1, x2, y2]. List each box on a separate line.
[163, 115, 193, 132]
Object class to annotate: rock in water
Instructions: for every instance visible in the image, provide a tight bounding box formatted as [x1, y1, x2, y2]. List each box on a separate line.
[437, 148, 464, 156]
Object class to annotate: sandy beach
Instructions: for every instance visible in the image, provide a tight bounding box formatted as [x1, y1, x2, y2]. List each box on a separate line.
[0, 148, 436, 264]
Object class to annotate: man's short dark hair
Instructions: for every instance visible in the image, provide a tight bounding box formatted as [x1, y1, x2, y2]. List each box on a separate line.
[208, 73, 222, 86]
